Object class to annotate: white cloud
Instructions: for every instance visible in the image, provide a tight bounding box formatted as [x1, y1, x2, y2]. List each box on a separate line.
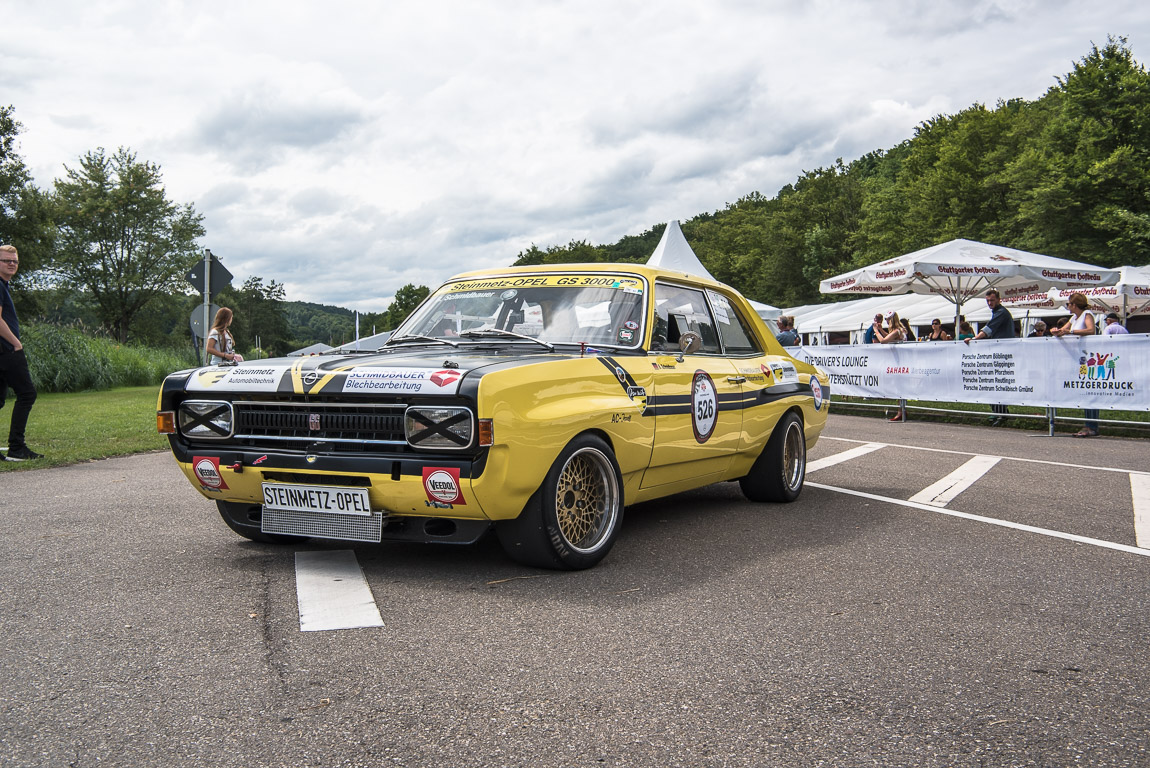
[5, 0, 1150, 310]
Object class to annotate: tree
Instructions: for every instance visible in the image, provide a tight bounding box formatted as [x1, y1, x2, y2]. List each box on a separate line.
[0, 105, 54, 287]
[51, 147, 205, 342]
[224, 276, 290, 357]
[385, 283, 430, 329]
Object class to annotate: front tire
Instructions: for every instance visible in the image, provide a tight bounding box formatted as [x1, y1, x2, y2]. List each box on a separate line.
[496, 435, 625, 570]
[216, 500, 309, 544]
[739, 411, 806, 503]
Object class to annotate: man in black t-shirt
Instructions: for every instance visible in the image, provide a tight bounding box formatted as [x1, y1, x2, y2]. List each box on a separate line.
[0, 245, 43, 461]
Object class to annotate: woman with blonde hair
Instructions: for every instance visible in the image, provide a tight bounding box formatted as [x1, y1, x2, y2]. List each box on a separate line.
[206, 307, 244, 364]
[875, 310, 905, 343]
[1051, 293, 1098, 437]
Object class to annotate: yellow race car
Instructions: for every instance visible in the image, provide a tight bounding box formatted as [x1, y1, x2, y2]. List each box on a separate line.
[158, 264, 829, 569]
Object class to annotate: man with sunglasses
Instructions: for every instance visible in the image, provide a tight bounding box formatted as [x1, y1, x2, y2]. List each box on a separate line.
[0, 245, 43, 461]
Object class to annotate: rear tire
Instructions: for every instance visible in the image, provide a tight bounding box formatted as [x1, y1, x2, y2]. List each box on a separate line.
[739, 411, 806, 503]
[496, 435, 624, 570]
[216, 500, 309, 544]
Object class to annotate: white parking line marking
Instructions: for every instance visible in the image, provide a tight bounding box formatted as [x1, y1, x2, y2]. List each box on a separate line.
[807, 442, 884, 473]
[295, 550, 384, 632]
[1132, 474, 1150, 549]
[808, 482, 1150, 558]
[908, 455, 1001, 507]
[822, 436, 1150, 477]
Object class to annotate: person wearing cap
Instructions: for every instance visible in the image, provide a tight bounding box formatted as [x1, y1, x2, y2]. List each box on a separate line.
[863, 313, 883, 344]
[965, 289, 1015, 424]
[1028, 321, 1051, 337]
[875, 310, 904, 343]
[1102, 313, 1128, 335]
[1051, 293, 1100, 437]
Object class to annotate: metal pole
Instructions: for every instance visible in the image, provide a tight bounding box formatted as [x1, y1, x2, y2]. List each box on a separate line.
[202, 248, 212, 365]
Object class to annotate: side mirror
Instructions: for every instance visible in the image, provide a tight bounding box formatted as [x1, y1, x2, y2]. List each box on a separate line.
[677, 331, 702, 361]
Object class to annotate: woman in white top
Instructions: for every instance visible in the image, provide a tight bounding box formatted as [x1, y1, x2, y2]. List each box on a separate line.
[875, 310, 905, 343]
[1051, 293, 1097, 436]
[206, 307, 244, 364]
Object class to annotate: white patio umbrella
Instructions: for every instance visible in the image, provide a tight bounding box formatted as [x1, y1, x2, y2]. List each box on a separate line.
[1042, 265, 1150, 321]
[819, 238, 1121, 330]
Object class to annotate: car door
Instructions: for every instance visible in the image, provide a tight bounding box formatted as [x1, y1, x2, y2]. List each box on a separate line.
[641, 282, 743, 489]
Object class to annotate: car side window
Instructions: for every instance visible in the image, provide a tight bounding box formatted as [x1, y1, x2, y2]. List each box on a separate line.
[653, 283, 721, 354]
[707, 290, 762, 355]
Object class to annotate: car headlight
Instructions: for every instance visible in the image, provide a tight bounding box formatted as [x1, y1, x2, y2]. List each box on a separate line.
[405, 406, 473, 449]
[178, 400, 234, 439]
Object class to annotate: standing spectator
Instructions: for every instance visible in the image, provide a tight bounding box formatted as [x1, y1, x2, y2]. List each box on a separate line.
[0, 245, 43, 461]
[875, 310, 905, 343]
[1102, 313, 1128, 335]
[863, 313, 883, 344]
[1028, 321, 1051, 337]
[965, 289, 1015, 425]
[1051, 293, 1099, 437]
[206, 307, 245, 365]
[775, 315, 799, 347]
[957, 321, 975, 340]
[924, 319, 952, 341]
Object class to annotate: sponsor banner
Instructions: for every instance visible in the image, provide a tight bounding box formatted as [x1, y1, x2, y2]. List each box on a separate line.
[186, 363, 468, 395]
[187, 365, 286, 392]
[443, 274, 645, 293]
[343, 367, 465, 394]
[792, 335, 1149, 411]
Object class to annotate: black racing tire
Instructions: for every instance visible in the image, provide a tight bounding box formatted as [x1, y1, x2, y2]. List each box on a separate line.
[216, 500, 309, 544]
[739, 411, 806, 503]
[496, 434, 625, 570]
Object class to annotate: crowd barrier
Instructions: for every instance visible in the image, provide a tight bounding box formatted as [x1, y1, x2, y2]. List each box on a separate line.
[789, 336, 1149, 433]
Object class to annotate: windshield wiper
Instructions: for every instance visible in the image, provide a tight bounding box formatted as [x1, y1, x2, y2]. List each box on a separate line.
[383, 334, 460, 348]
[458, 328, 555, 351]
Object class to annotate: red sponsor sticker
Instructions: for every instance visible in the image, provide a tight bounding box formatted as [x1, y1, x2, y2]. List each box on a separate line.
[193, 456, 228, 490]
[430, 369, 462, 388]
[422, 467, 465, 505]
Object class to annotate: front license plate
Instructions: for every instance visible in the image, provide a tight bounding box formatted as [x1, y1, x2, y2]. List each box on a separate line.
[261, 483, 372, 517]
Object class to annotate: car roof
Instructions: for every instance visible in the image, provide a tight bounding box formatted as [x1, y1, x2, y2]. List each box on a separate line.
[447, 262, 732, 292]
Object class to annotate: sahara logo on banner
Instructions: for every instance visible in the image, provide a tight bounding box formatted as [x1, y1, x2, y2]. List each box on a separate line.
[1063, 350, 1135, 394]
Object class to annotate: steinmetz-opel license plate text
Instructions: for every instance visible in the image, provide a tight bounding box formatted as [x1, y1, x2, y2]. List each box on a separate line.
[262, 483, 371, 516]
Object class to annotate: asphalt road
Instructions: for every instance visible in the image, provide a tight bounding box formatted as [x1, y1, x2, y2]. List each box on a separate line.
[2, 414, 1148, 767]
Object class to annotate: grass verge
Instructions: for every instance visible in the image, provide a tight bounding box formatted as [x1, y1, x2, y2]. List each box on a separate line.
[0, 386, 167, 471]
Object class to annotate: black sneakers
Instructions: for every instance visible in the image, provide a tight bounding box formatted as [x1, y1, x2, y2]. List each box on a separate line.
[4, 446, 44, 461]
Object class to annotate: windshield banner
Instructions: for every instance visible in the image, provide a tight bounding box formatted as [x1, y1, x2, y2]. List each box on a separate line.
[445, 275, 645, 293]
[791, 335, 1150, 411]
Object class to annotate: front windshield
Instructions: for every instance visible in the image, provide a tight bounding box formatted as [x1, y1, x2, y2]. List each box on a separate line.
[395, 274, 648, 348]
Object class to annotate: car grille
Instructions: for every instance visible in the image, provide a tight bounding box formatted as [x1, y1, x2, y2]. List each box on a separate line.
[232, 401, 407, 451]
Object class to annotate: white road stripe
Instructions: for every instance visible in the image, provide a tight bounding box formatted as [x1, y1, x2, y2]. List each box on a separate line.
[807, 481, 1150, 558]
[821, 436, 1150, 477]
[807, 442, 885, 473]
[295, 550, 384, 632]
[908, 455, 1002, 507]
[1132, 474, 1150, 549]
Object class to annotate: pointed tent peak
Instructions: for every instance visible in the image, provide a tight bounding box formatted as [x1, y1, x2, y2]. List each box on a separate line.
[646, 220, 716, 281]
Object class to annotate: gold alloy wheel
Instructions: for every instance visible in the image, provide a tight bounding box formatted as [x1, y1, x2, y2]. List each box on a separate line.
[781, 419, 805, 492]
[553, 447, 620, 553]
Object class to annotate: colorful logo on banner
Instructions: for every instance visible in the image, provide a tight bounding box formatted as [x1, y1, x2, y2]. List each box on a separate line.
[1079, 351, 1119, 381]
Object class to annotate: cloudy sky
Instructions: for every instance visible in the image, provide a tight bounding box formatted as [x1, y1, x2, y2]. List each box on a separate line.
[4, 1, 1149, 311]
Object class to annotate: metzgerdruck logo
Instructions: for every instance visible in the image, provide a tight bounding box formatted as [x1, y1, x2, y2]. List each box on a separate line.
[1062, 350, 1134, 392]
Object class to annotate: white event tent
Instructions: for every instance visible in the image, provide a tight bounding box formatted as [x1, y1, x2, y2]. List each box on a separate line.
[818, 238, 1121, 331]
[647, 220, 780, 322]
